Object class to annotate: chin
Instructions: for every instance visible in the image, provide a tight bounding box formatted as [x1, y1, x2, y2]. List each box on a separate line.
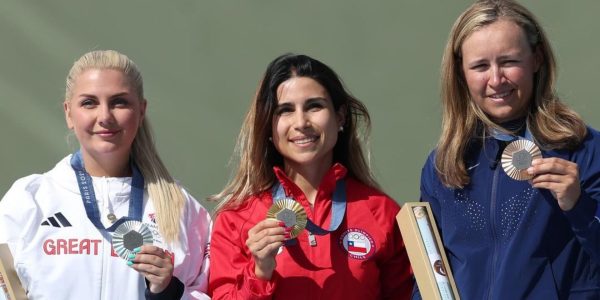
[84, 144, 128, 157]
[486, 110, 519, 123]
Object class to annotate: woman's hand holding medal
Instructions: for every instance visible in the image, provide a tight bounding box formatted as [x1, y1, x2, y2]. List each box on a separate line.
[128, 245, 175, 293]
[528, 157, 581, 211]
[246, 219, 290, 280]
[501, 140, 581, 211]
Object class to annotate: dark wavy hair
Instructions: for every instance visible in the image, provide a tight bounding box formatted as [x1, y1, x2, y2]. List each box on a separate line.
[211, 53, 378, 212]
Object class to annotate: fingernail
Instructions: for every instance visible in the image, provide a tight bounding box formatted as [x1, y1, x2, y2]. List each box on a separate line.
[284, 232, 291, 239]
[133, 247, 141, 253]
[278, 221, 286, 227]
[128, 253, 136, 259]
[284, 227, 292, 233]
[127, 260, 134, 266]
[527, 167, 533, 174]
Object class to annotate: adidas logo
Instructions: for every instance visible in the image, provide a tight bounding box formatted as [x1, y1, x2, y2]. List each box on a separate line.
[41, 212, 72, 228]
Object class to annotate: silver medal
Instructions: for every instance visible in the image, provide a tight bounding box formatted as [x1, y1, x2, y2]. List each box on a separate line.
[111, 220, 154, 260]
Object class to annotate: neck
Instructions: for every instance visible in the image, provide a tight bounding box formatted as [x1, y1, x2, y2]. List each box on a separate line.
[81, 150, 131, 177]
[284, 159, 332, 205]
[498, 117, 526, 132]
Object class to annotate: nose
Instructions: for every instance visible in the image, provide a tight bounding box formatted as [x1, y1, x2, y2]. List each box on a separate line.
[293, 110, 310, 129]
[488, 65, 505, 88]
[97, 103, 115, 126]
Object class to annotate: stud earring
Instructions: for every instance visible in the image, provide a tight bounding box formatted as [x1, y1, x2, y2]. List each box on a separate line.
[268, 137, 273, 142]
[339, 126, 344, 132]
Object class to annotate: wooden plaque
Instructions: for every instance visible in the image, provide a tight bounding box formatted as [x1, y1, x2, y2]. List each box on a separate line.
[0, 244, 27, 300]
[397, 202, 459, 300]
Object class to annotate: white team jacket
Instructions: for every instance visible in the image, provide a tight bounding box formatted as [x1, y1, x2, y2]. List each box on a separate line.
[0, 155, 211, 300]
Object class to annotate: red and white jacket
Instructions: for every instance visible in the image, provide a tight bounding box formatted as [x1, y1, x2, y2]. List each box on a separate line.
[208, 164, 412, 300]
[0, 155, 211, 300]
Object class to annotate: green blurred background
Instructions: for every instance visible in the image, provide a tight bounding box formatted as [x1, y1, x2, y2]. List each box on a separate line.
[1, 1, 599, 211]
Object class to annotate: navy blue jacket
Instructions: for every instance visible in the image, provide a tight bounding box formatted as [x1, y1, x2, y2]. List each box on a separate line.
[418, 127, 600, 299]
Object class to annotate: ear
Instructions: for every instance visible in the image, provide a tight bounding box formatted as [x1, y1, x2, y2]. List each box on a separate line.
[336, 104, 347, 128]
[533, 45, 543, 72]
[140, 98, 147, 121]
[63, 100, 74, 130]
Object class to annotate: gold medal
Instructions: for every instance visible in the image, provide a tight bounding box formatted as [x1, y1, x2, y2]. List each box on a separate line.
[501, 139, 541, 180]
[266, 198, 307, 238]
[111, 220, 154, 260]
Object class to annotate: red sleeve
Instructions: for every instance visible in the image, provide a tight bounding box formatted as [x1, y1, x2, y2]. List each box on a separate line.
[208, 208, 279, 300]
[379, 201, 414, 300]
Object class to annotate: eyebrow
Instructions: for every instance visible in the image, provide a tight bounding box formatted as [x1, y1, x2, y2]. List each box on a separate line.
[305, 97, 328, 103]
[77, 92, 130, 98]
[277, 97, 328, 105]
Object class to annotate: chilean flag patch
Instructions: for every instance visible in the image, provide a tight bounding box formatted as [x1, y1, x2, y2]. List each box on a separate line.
[340, 228, 375, 260]
[347, 240, 367, 253]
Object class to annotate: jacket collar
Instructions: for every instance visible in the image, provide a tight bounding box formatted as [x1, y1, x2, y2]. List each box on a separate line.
[272, 163, 347, 203]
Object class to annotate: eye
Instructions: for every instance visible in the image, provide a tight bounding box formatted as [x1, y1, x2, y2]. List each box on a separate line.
[306, 102, 324, 112]
[470, 63, 488, 71]
[112, 97, 129, 107]
[275, 105, 293, 116]
[501, 59, 520, 66]
[80, 98, 97, 108]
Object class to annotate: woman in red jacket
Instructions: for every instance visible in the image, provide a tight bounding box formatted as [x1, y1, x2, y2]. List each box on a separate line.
[208, 53, 412, 300]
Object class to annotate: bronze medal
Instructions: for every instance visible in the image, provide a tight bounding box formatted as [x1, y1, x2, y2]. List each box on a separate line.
[501, 139, 542, 180]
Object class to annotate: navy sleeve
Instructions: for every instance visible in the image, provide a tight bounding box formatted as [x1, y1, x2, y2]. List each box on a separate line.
[563, 127, 600, 264]
[412, 151, 441, 300]
[420, 152, 442, 225]
[145, 276, 184, 300]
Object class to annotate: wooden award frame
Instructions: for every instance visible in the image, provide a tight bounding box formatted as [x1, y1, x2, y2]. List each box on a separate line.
[397, 202, 460, 300]
[0, 244, 27, 300]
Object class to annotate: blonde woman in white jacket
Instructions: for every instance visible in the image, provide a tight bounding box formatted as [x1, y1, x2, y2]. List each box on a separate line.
[0, 50, 210, 300]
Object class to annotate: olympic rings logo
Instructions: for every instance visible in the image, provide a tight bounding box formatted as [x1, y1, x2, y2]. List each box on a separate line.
[348, 233, 366, 240]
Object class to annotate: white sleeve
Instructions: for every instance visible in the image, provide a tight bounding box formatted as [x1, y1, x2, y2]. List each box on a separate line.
[178, 189, 212, 300]
[0, 175, 43, 289]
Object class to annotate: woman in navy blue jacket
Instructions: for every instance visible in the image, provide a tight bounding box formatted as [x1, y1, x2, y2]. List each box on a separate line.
[419, 0, 600, 298]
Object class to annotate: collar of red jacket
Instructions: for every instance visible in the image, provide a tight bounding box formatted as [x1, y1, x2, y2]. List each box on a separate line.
[272, 163, 348, 202]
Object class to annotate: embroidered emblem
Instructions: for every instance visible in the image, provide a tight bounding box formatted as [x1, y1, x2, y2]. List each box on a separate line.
[339, 228, 375, 260]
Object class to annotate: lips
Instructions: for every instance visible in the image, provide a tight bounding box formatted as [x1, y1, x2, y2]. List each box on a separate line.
[290, 136, 318, 145]
[488, 89, 513, 100]
[95, 129, 121, 137]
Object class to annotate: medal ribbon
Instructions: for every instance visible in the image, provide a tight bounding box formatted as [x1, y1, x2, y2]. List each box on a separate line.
[272, 179, 346, 236]
[70, 150, 145, 232]
[490, 126, 533, 142]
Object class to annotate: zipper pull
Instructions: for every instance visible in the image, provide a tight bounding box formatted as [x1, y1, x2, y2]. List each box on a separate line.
[308, 232, 317, 247]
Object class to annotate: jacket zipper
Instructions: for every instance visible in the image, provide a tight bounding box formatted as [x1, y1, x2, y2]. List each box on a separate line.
[99, 177, 108, 300]
[486, 167, 500, 299]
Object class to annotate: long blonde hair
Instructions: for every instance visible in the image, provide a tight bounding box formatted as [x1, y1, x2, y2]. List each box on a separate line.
[66, 50, 184, 243]
[210, 53, 378, 213]
[436, 0, 587, 189]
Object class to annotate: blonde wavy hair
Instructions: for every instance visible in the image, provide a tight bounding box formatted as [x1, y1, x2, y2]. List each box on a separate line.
[436, 0, 587, 188]
[65, 50, 184, 243]
[210, 53, 378, 213]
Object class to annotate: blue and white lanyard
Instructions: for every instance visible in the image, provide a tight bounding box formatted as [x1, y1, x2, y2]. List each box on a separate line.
[272, 179, 347, 239]
[70, 150, 144, 232]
